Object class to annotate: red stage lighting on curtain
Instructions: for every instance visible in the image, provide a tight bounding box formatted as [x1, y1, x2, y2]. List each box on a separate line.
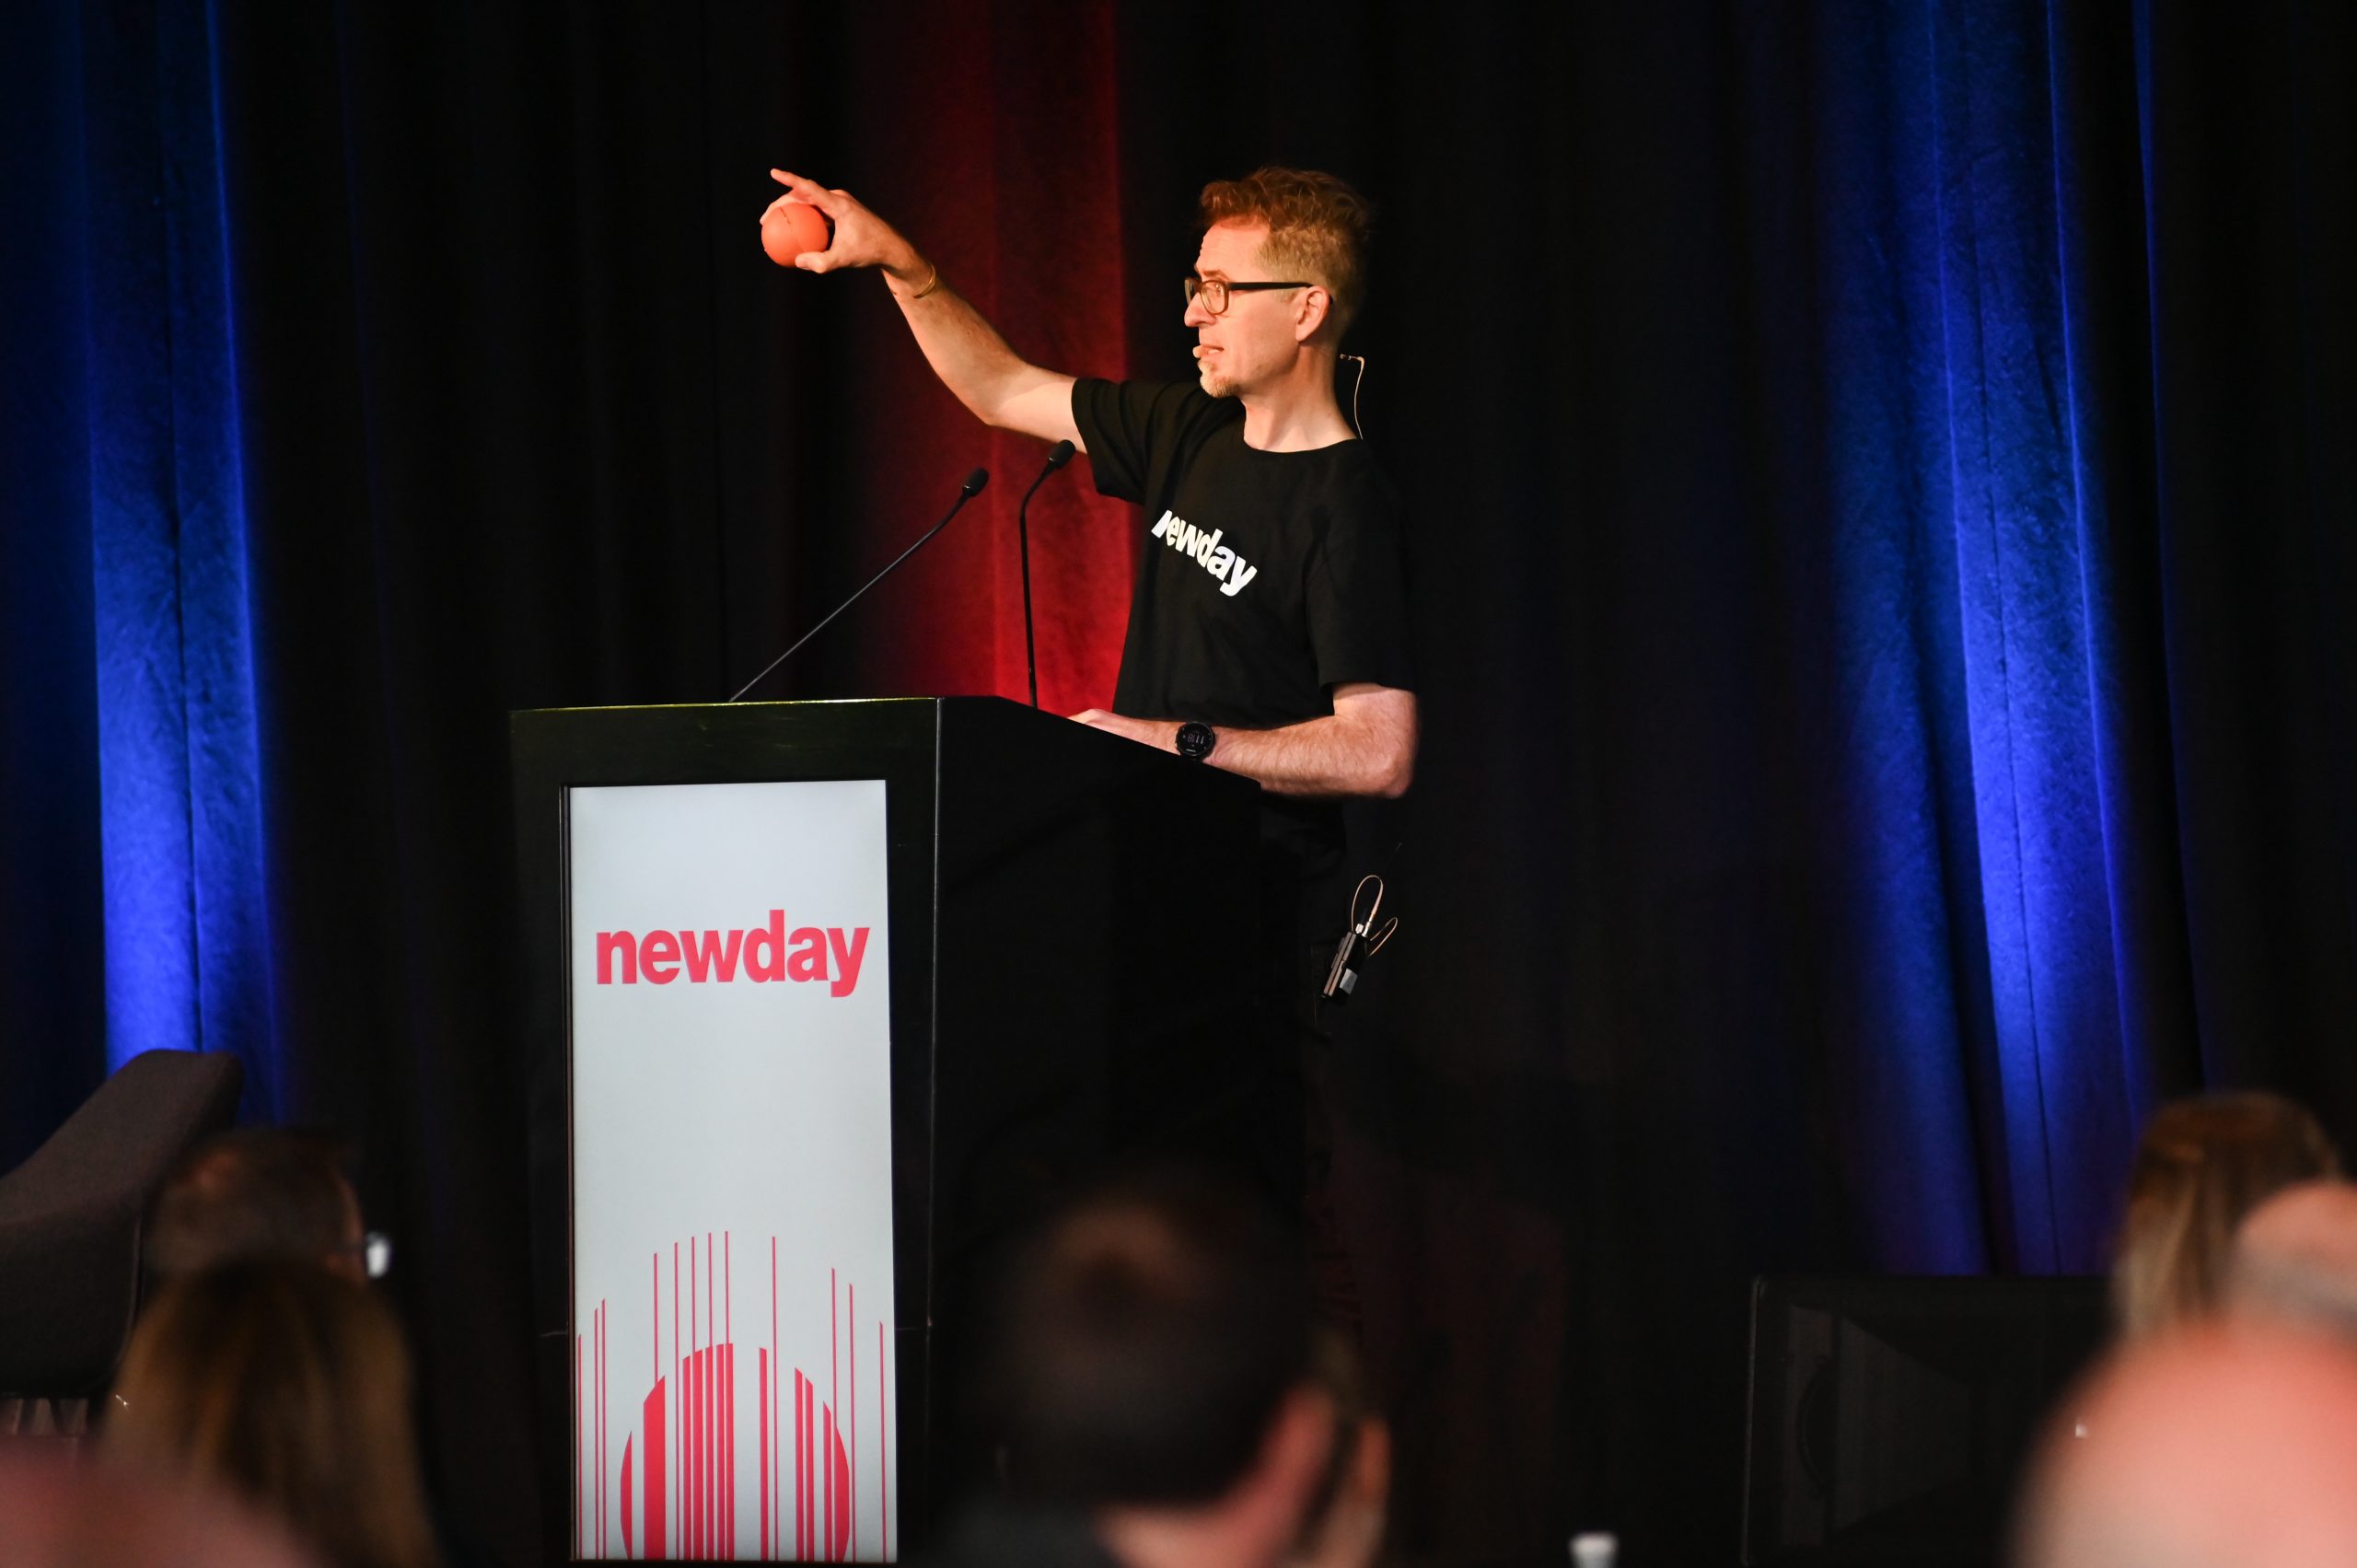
[822, 4, 1138, 716]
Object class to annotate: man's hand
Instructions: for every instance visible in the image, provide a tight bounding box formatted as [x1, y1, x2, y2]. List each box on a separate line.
[1066, 685, 1417, 799]
[765, 167, 1081, 447]
[1070, 711, 1178, 750]
[763, 169, 926, 287]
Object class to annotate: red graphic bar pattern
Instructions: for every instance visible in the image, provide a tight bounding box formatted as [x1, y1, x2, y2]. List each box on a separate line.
[579, 1232, 890, 1560]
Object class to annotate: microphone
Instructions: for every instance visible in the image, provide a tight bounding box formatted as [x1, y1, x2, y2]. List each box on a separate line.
[727, 467, 991, 702]
[1016, 440, 1076, 708]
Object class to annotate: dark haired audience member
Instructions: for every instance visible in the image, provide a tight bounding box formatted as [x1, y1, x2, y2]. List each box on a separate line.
[930, 1168, 1380, 1568]
[2110, 1091, 2340, 1340]
[145, 1128, 367, 1281]
[107, 1259, 438, 1568]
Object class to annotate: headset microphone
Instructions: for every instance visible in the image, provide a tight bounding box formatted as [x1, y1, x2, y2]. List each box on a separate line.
[1322, 873, 1399, 1003]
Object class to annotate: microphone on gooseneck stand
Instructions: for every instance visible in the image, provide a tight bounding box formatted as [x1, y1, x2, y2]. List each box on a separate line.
[1016, 440, 1077, 708]
[726, 467, 991, 703]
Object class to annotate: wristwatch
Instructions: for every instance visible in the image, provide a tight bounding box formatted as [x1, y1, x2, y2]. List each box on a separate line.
[1175, 721, 1216, 761]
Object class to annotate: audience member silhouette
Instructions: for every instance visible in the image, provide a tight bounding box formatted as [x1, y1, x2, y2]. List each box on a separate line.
[2015, 1324, 2357, 1568]
[2227, 1179, 2357, 1341]
[107, 1259, 437, 1568]
[0, 1449, 319, 1568]
[931, 1167, 1379, 1568]
[2109, 1092, 2339, 1340]
[1288, 1327, 1390, 1568]
[145, 1128, 368, 1281]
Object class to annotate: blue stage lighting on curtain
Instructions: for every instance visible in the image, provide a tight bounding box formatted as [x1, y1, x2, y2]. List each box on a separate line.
[84, 0, 277, 1117]
[1922, 0, 2149, 1272]
[1771, 0, 2170, 1274]
[1776, 7, 1997, 1279]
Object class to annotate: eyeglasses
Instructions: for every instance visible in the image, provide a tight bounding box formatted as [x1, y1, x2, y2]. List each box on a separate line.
[1183, 276, 1311, 316]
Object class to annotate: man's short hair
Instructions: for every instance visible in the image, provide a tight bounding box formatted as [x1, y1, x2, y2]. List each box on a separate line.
[1198, 168, 1376, 338]
[145, 1129, 359, 1278]
[982, 1167, 1313, 1508]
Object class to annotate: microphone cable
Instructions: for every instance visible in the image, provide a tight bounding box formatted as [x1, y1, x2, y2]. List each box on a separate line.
[1340, 353, 1369, 439]
[1017, 440, 1076, 707]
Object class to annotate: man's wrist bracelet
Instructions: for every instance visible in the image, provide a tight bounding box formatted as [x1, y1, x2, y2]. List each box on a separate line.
[905, 260, 942, 300]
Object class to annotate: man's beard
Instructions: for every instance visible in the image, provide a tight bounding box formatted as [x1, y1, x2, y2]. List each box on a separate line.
[1198, 361, 1239, 399]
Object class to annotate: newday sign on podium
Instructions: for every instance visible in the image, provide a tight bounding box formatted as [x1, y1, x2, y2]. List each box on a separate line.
[567, 779, 898, 1562]
[517, 695, 1270, 1564]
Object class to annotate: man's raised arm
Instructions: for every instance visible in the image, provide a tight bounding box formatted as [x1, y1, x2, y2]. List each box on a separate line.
[764, 169, 1082, 450]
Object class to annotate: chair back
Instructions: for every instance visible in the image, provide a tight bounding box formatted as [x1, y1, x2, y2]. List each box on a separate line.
[0, 1050, 245, 1400]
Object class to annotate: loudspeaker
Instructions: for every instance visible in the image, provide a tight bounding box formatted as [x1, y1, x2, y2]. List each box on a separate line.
[1741, 1275, 2108, 1565]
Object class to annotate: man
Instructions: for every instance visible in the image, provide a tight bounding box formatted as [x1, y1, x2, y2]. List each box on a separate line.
[761, 164, 1415, 808]
[766, 167, 1413, 1290]
[922, 1168, 1382, 1568]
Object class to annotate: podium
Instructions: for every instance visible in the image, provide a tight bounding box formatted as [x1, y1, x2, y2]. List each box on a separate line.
[512, 697, 1266, 1562]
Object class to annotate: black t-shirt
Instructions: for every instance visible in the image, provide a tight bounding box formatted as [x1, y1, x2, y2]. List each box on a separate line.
[1069, 379, 1414, 730]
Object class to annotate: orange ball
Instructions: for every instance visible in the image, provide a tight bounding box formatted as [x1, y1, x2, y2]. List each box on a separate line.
[761, 200, 831, 266]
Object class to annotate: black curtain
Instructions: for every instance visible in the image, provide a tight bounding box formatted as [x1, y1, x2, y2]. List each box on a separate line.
[5, 3, 2353, 1562]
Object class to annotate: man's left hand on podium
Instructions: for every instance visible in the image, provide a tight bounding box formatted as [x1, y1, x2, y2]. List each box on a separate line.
[1069, 710, 1179, 752]
[1070, 687, 1416, 801]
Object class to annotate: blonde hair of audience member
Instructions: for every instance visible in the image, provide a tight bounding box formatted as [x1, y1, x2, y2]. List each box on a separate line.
[108, 1260, 435, 1568]
[2111, 1092, 2340, 1340]
[2015, 1325, 2357, 1568]
[2228, 1179, 2357, 1340]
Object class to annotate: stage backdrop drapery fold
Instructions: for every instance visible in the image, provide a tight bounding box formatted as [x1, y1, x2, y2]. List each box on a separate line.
[4, 1, 2351, 1561]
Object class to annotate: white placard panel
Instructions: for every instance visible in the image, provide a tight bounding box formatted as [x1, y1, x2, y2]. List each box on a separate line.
[569, 780, 897, 1562]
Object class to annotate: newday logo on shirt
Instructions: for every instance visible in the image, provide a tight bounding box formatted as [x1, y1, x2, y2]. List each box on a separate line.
[1150, 508, 1259, 597]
